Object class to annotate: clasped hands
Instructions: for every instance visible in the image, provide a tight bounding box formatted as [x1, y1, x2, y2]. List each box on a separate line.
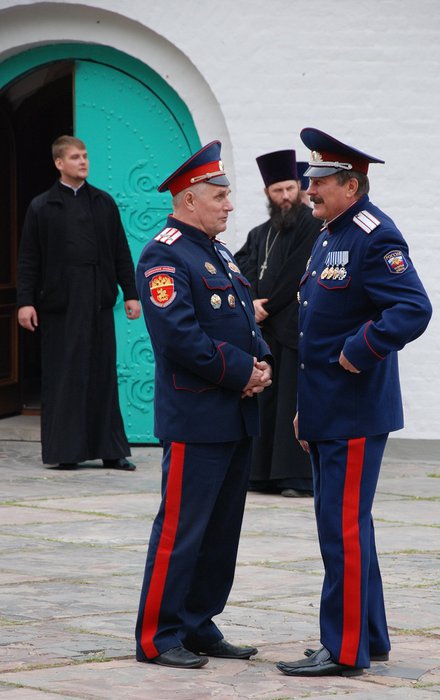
[242, 357, 272, 398]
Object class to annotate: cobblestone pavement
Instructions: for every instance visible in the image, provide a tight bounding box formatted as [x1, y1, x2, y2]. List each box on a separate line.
[0, 425, 439, 699]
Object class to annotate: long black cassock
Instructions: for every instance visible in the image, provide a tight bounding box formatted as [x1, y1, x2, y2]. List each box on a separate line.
[18, 181, 137, 464]
[235, 203, 321, 490]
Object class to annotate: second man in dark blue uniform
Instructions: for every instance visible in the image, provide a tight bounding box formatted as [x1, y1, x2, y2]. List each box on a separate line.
[277, 128, 432, 678]
[135, 142, 272, 669]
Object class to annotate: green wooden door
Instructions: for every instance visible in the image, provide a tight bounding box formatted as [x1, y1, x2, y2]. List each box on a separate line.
[74, 58, 199, 443]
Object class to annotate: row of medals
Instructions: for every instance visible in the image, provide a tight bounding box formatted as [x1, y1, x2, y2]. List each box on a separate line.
[321, 265, 348, 280]
[206, 260, 238, 309]
[211, 293, 235, 309]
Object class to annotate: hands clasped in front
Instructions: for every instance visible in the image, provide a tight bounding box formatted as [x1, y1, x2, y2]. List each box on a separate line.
[242, 357, 272, 398]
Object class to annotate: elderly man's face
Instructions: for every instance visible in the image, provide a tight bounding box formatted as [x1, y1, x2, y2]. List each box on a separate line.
[190, 184, 234, 238]
[307, 174, 354, 222]
[266, 179, 300, 210]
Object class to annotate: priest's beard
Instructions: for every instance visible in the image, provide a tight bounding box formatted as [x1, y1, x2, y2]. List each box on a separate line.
[268, 196, 302, 231]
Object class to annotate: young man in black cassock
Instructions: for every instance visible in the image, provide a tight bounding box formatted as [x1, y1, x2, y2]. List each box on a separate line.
[17, 135, 140, 470]
[235, 150, 321, 496]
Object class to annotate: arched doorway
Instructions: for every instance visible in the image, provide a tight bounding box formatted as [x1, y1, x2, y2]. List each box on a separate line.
[0, 43, 201, 443]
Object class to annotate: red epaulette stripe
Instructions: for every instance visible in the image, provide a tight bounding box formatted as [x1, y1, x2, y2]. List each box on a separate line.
[154, 227, 182, 245]
[140, 441, 186, 658]
[361, 210, 380, 226]
[353, 210, 380, 234]
[339, 437, 365, 666]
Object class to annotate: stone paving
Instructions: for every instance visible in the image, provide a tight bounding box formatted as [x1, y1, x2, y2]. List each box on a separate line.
[0, 425, 439, 699]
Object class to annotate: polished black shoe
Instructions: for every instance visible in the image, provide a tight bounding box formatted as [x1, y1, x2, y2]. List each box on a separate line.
[304, 647, 389, 662]
[191, 639, 258, 659]
[148, 646, 208, 669]
[102, 458, 136, 471]
[277, 646, 363, 677]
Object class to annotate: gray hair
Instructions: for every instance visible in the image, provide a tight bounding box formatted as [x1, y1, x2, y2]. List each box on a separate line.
[172, 181, 210, 207]
[335, 169, 370, 196]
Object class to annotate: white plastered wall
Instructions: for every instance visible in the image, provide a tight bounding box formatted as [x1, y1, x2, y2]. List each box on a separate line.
[0, 0, 439, 440]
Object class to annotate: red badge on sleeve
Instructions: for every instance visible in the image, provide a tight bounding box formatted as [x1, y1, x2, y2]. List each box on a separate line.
[149, 274, 176, 307]
[384, 250, 408, 274]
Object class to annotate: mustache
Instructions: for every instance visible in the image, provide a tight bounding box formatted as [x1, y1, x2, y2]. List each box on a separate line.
[310, 196, 324, 204]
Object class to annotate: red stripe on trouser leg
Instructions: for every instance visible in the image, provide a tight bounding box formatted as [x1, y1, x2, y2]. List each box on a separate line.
[339, 437, 365, 666]
[140, 441, 185, 658]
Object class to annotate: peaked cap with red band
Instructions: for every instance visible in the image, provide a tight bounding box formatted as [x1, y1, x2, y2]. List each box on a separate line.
[300, 127, 384, 178]
[158, 140, 229, 196]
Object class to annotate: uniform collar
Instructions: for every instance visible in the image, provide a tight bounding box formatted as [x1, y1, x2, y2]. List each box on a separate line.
[168, 215, 216, 248]
[324, 194, 369, 234]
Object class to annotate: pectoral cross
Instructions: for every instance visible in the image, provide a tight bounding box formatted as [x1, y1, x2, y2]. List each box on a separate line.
[259, 261, 267, 280]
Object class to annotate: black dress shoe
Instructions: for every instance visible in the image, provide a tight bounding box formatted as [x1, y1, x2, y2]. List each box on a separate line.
[191, 639, 258, 659]
[277, 646, 363, 677]
[148, 646, 208, 669]
[304, 647, 389, 662]
[102, 458, 136, 471]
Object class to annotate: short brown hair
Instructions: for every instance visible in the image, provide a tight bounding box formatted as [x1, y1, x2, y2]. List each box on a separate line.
[52, 135, 86, 161]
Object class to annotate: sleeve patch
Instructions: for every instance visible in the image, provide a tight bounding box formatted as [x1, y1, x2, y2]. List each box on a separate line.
[154, 227, 182, 245]
[149, 274, 176, 307]
[144, 265, 176, 278]
[384, 250, 408, 274]
[353, 210, 380, 234]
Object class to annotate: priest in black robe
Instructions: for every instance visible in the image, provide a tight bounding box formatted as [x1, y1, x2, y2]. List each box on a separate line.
[17, 135, 141, 470]
[235, 150, 321, 496]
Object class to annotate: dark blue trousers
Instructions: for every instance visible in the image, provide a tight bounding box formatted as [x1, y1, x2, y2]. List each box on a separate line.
[136, 438, 252, 660]
[309, 435, 391, 668]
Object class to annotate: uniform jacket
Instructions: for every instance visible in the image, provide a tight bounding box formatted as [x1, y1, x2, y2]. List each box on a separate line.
[17, 181, 138, 311]
[136, 215, 271, 443]
[297, 194, 432, 441]
[235, 204, 321, 348]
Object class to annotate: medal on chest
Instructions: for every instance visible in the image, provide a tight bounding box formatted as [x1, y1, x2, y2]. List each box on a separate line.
[211, 294, 222, 309]
[321, 250, 349, 280]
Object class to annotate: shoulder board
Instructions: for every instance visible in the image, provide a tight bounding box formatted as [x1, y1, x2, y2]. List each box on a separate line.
[154, 227, 182, 245]
[353, 210, 381, 234]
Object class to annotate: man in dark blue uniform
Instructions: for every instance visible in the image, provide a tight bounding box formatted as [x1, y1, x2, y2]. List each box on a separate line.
[277, 128, 432, 678]
[135, 141, 272, 669]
